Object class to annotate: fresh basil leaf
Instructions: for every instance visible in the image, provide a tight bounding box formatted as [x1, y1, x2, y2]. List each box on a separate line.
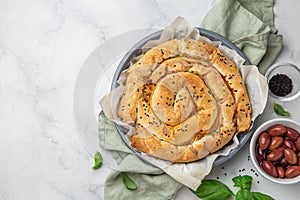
[121, 172, 137, 190]
[241, 175, 252, 190]
[232, 175, 252, 190]
[232, 175, 242, 188]
[274, 103, 290, 117]
[191, 180, 234, 200]
[236, 189, 252, 200]
[252, 192, 274, 200]
[92, 151, 102, 170]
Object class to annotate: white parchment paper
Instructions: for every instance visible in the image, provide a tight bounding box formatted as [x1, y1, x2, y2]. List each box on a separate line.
[100, 16, 268, 190]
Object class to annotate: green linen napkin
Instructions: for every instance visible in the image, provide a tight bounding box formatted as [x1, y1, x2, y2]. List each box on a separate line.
[201, 0, 283, 74]
[98, 112, 182, 200]
[98, 1, 282, 199]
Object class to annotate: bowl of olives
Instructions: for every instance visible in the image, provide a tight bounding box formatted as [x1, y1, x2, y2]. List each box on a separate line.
[250, 118, 300, 184]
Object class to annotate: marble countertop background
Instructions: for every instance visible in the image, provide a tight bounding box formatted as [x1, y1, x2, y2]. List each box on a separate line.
[1, 0, 300, 199]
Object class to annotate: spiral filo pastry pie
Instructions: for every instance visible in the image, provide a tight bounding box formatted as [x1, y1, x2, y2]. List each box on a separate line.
[118, 38, 252, 163]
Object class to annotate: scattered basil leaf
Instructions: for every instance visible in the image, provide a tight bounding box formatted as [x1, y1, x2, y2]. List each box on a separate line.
[190, 180, 234, 200]
[274, 103, 290, 117]
[232, 176, 242, 188]
[233, 175, 252, 190]
[252, 192, 274, 200]
[92, 151, 102, 170]
[236, 189, 252, 200]
[121, 172, 137, 190]
[191, 175, 273, 200]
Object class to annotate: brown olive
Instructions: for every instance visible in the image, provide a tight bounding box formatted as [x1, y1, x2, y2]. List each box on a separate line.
[296, 137, 300, 151]
[269, 136, 283, 150]
[280, 157, 289, 167]
[285, 127, 299, 140]
[262, 160, 278, 177]
[268, 125, 286, 136]
[277, 166, 285, 178]
[283, 139, 297, 152]
[285, 166, 300, 178]
[259, 132, 271, 150]
[255, 144, 266, 162]
[284, 148, 298, 165]
[267, 147, 284, 162]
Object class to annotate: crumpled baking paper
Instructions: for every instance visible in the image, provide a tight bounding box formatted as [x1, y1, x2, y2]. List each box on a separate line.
[100, 16, 268, 190]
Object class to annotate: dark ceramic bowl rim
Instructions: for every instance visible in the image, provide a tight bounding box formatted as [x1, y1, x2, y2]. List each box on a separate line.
[110, 28, 254, 167]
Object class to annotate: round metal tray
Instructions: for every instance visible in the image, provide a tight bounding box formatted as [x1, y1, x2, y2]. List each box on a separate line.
[111, 28, 253, 167]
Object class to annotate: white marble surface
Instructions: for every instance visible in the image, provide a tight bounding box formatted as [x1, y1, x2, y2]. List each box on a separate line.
[1, 0, 300, 199]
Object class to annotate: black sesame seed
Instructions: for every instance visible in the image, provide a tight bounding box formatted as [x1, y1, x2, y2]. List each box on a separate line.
[269, 73, 293, 96]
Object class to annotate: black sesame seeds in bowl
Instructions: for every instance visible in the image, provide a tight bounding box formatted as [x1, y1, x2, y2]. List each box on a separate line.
[265, 63, 300, 101]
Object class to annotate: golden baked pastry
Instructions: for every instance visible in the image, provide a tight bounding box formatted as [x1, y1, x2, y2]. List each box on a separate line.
[118, 38, 252, 163]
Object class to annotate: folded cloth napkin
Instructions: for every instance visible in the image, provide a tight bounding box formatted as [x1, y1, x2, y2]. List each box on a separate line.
[201, 0, 283, 74]
[98, 112, 182, 200]
[99, 0, 282, 199]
